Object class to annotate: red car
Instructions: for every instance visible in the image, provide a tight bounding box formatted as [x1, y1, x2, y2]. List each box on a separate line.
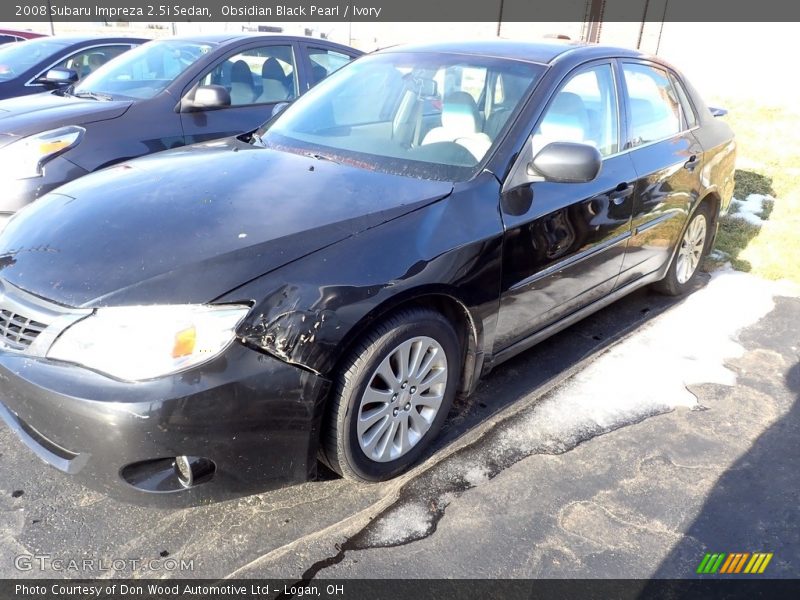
[0, 29, 46, 45]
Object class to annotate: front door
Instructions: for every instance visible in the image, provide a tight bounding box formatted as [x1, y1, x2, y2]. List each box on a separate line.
[495, 61, 636, 351]
[180, 43, 300, 145]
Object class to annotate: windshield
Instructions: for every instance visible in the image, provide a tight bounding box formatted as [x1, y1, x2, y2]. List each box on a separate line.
[74, 39, 214, 100]
[0, 38, 70, 81]
[261, 52, 544, 182]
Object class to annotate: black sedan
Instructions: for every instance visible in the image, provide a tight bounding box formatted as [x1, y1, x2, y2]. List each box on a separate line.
[0, 35, 145, 99]
[0, 41, 735, 504]
[0, 33, 361, 226]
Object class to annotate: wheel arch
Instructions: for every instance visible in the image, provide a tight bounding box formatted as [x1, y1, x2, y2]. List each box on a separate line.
[695, 188, 722, 246]
[327, 287, 483, 400]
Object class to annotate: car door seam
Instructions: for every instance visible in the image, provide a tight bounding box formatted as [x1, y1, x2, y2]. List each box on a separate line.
[508, 230, 632, 292]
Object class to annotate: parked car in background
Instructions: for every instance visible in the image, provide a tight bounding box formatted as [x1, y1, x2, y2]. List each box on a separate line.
[0, 35, 145, 100]
[0, 33, 361, 227]
[0, 41, 734, 504]
[0, 29, 47, 44]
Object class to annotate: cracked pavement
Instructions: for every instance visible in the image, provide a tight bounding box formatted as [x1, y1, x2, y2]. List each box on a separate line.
[1, 270, 798, 580]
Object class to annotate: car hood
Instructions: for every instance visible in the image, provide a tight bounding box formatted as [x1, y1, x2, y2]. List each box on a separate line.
[0, 138, 453, 307]
[0, 92, 131, 145]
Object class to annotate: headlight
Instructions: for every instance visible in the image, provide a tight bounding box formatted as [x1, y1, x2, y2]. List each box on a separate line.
[0, 126, 84, 180]
[48, 304, 250, 381]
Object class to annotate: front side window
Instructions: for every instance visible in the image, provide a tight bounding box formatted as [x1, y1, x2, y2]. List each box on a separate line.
[307, 48, 353, 86]
[622, 63, 681, 146]
[532, 63, 620, 158]
[56, 45, 130, 81]
[74, 40, 214, 100]
[260, 52, 544, 181]
[199, 44, 297, 105]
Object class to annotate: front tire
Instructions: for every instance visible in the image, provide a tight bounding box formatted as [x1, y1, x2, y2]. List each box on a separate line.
[654, 204, 712, 296]
[320, 308, 461, 482]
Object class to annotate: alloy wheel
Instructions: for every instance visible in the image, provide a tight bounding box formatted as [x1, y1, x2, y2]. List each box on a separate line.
[356, 336, 448, 463]
[676, 214, 707, 284]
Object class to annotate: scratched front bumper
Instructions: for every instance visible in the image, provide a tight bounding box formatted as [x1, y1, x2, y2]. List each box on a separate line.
[0, 343, 330, 506]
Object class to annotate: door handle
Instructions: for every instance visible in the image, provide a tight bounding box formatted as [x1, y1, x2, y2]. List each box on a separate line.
[609, 183, 633, 205]
[683, 155, 699, 171]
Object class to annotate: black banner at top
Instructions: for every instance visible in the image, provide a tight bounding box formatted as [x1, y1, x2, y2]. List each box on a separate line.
[2, 0, 800, 22]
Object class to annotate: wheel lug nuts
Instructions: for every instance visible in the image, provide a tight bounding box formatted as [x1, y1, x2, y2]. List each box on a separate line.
[404, 403, 411, 411]
[392, 394, 398, 401]
[392, 408, 399, 417]
[410, 386, 416, 394]
[401, 382, 408, 389]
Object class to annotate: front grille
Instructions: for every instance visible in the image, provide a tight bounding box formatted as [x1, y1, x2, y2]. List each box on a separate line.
[0, 308, 48, 350]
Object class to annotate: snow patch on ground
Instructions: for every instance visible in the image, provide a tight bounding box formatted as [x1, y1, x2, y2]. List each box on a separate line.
[729, 194, 772, 226]
[366, 502, 435, 546]
[497, 269, 785, 457]
[710, 249, 729, 261]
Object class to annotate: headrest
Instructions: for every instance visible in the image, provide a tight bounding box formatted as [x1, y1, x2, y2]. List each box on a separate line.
[551, 92, 588, 122]
[311, 64, 327, 82]
[261, 57, 285, 80]
[230, 60, 252, 84]
[630, 98, 655, 125]
[442, 91, 480, 133]
[538, 91, 589, 142]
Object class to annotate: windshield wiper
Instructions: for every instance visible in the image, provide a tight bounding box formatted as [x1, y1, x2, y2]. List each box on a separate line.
[73, 91, 113, 101]
[249, 132, 266, 148]
[301, 151, 340, 164]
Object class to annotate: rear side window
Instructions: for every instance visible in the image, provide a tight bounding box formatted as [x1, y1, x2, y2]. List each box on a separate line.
[669, 73, 698, 129]
[622, 63, 681, 146]
[307, 48, 353, 86]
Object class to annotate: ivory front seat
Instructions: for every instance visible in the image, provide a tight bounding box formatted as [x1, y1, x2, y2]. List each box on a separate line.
[255, 57, 291, 103]
[536, 91, 591, 144]
[229, 60, 255, 105]
[422, 91, 492, 161]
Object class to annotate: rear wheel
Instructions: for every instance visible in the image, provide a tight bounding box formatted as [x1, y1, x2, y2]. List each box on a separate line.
[654, 204, 712, 296]
[321, 308, 460, 482]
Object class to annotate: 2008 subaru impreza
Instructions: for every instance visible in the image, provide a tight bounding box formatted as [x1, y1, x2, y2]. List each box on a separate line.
[0, 40, 734, 504]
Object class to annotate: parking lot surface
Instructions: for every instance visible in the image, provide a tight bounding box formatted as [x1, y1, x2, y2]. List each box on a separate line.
[1, 269, 797, 579]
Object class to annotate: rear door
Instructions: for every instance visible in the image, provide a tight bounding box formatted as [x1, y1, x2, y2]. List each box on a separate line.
[614, 60, 705, 287]
[180, 41, 301, 144]
[495, 61, 636, 351]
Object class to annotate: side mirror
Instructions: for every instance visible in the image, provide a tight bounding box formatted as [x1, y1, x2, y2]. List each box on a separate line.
[180, 85, 231, 112]
[709, 106, 728, 118]
[528, 142, 602, 183]
[39, 67, 79, 86]
[271, 101, 290, 118]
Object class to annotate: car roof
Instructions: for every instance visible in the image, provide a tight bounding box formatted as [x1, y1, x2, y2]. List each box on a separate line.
[24, 35, 149, 45]
[0, 29, 46, 38]
[376, 39, 646, 65]
[169, 33, 356, 47]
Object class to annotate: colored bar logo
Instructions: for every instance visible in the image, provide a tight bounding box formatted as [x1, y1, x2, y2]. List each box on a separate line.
[696, 552, 773, 574]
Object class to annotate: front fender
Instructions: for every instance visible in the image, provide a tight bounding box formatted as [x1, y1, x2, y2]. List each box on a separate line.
[220, 173, 506, 377]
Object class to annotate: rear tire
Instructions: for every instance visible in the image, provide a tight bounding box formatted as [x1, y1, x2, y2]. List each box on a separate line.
[320, 308, 461, 482]
[654, 203, 712, 296]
